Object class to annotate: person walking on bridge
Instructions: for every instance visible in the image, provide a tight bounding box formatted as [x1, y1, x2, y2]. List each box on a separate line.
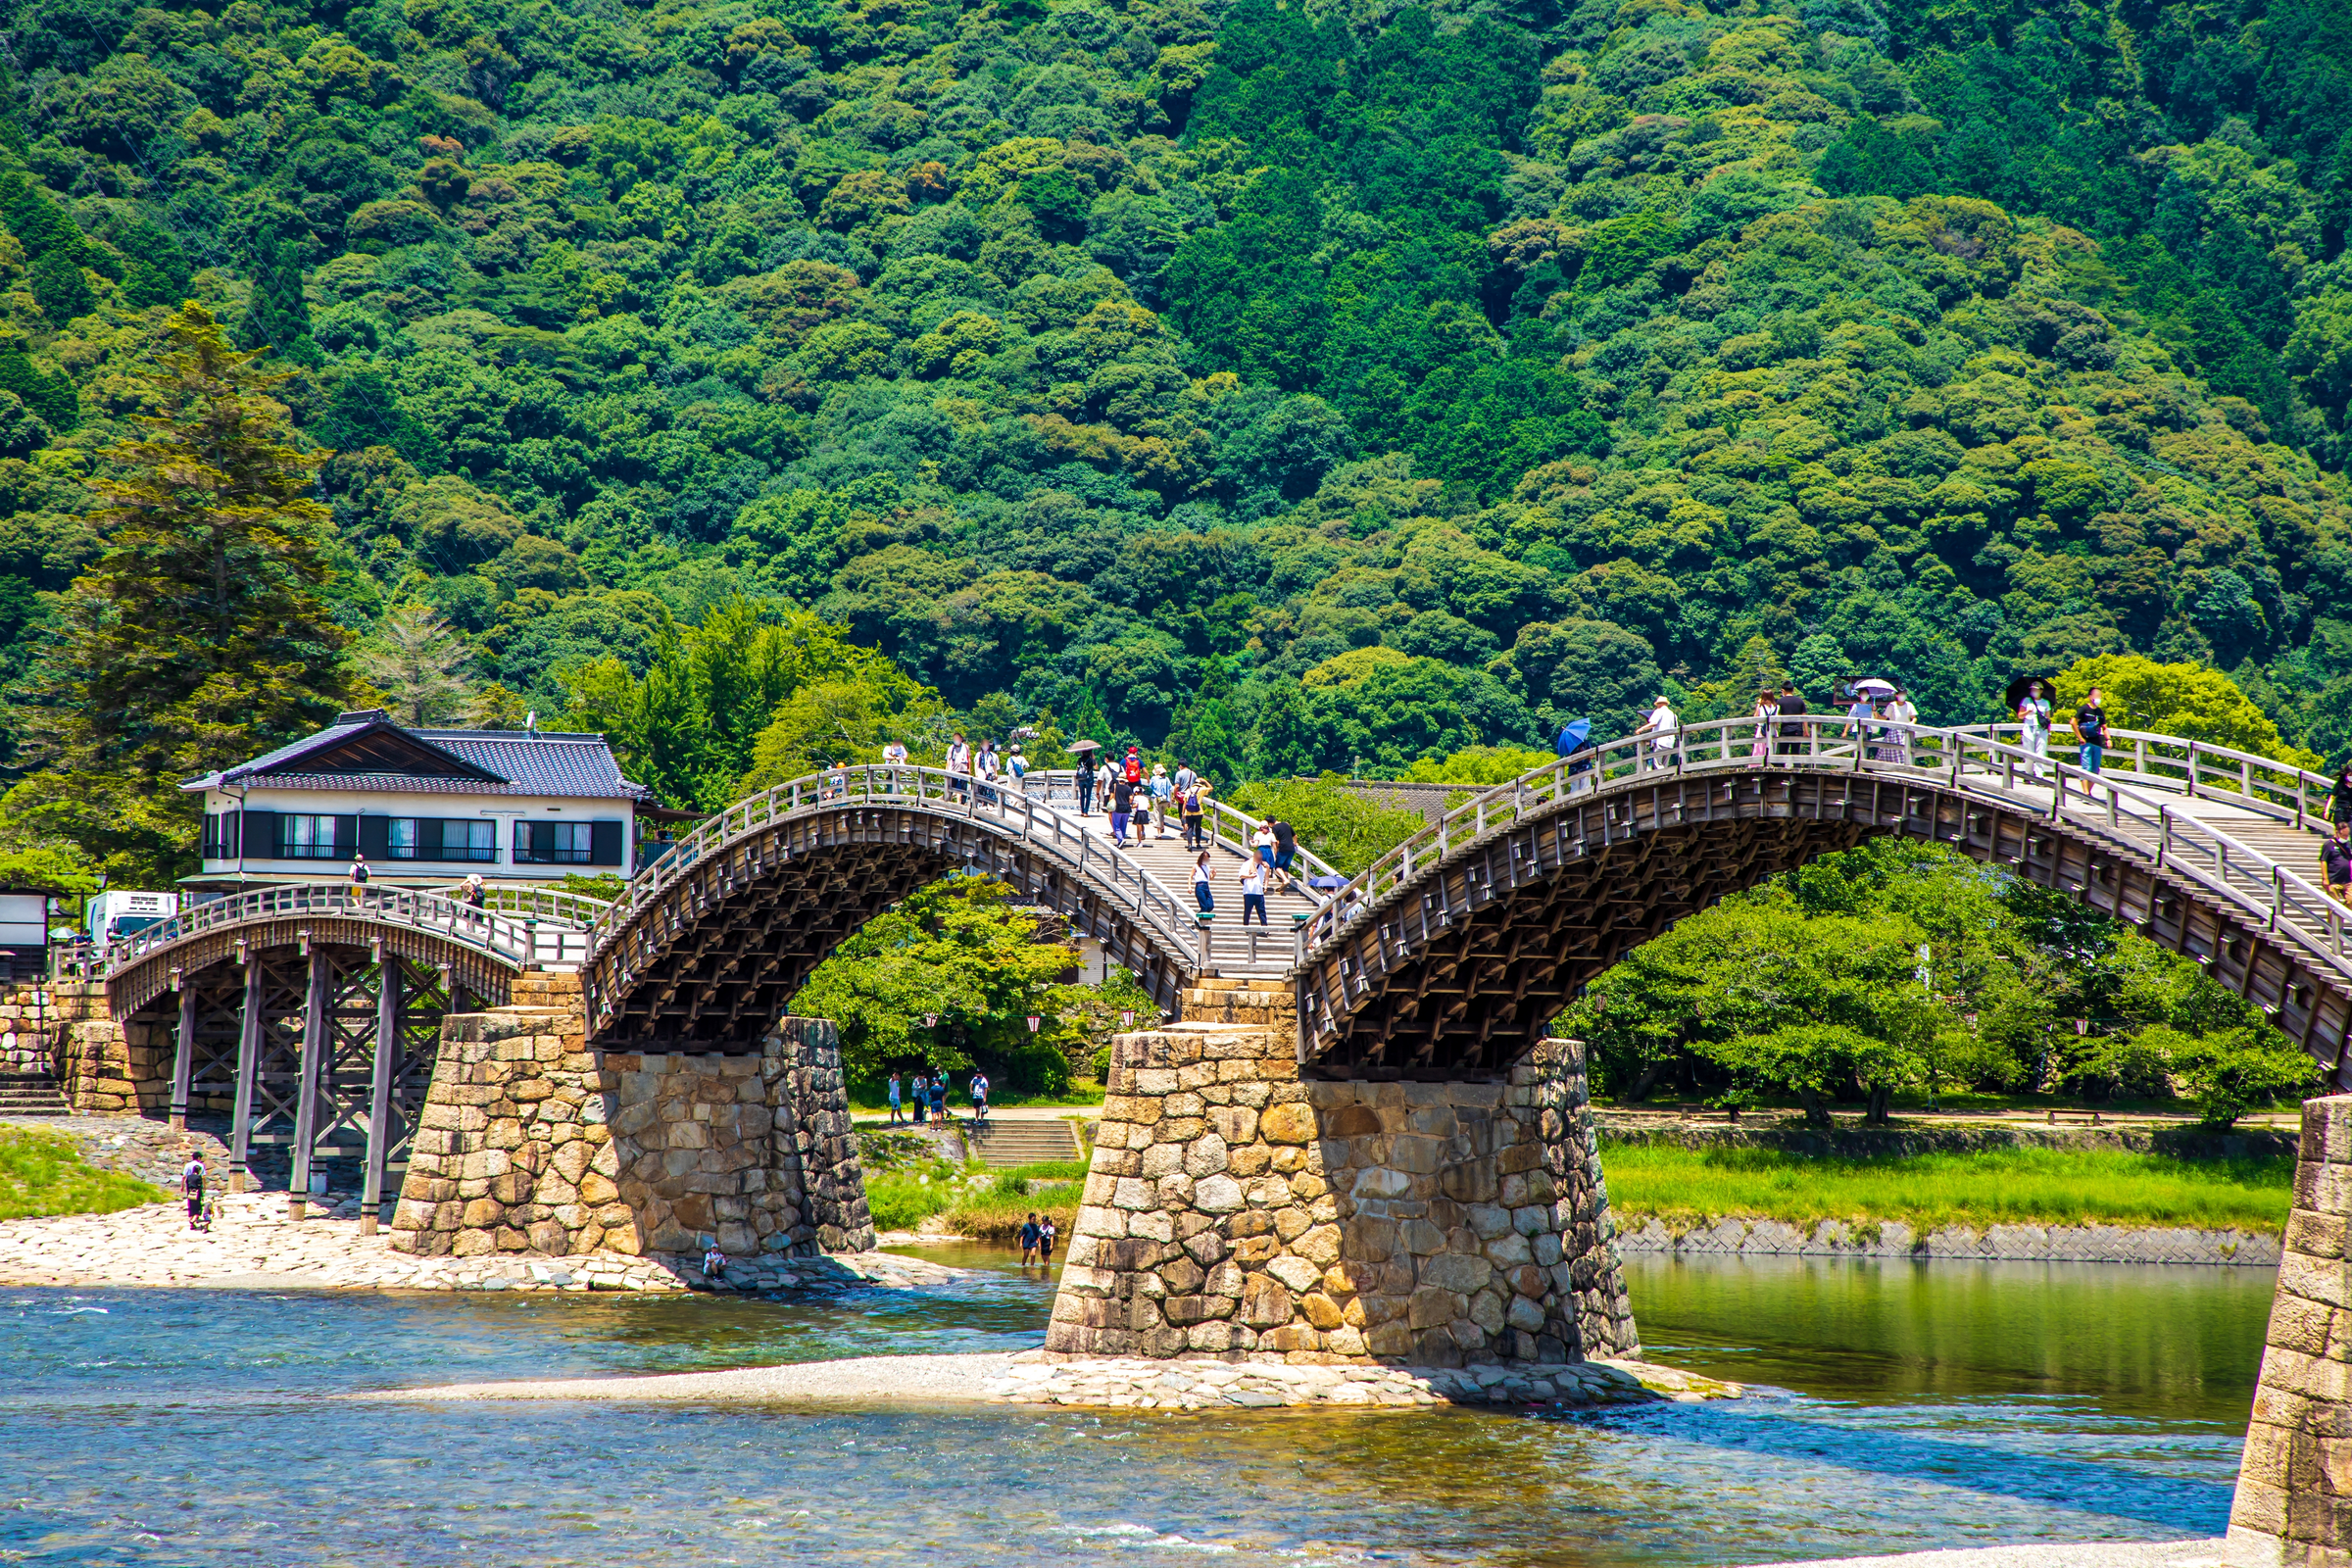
[883, 736, 908, 794]
[2326, 821, 2352, 906]
[2015, 680, 2053, 778]
[2330, 763, 2352, 830]
[1238, 856, 1268, 926]
[1150, 762, 1173, 839]
[2073, 688, 2109, 789]
[1109, 774, 1134, 848]
[1638, 696, 1680, 770]
[1075, 750, 1096, 814]
[1777, 681, 1808, 758]
[1181, 780, 1206, 850]
[1747, 690, 1778, 766]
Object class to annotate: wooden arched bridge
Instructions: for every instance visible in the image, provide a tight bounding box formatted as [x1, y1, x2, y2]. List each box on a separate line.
[98, 884, 607, 1218]
[1289, 721, 2352, 1087]
[102, 718, 2352, 1215]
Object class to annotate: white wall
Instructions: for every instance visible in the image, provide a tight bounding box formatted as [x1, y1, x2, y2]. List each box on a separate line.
[200, 787, 633, 881]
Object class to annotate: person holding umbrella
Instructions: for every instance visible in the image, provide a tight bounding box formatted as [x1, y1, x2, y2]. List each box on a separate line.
[1068, 739, 1101, 812]
[1556, 717, 1594, 791]
[1849, 678, 1899, 762]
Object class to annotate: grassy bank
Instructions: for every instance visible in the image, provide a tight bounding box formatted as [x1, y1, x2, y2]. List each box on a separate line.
[0, 1128, 165, 1220]
[866, 1158, 1087, 1241]
[1601, 1143, 2293, 1235]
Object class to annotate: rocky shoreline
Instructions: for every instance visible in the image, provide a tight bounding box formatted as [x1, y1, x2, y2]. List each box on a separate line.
[0, 1193, 966, 1293]
[365, 1348, 1738, 1411]
[1614, 1214, 2280, 1266]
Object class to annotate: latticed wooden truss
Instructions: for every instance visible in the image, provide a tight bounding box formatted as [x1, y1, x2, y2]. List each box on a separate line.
[1294, 769, 2352, 1086]
[138, 942, 488, 1203]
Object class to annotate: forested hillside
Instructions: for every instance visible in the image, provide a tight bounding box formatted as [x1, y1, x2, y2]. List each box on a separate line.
[3, 0, 2352, 847]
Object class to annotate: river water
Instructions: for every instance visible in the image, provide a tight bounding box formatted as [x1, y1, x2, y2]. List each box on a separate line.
[0, 1248, 2269, 1566]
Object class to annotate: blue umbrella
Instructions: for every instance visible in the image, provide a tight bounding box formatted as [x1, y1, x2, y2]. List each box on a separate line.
[1306, 874, 1349, 891]
[1554, 718, 1591, 757]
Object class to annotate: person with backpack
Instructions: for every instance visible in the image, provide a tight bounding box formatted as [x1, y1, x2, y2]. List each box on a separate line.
[1074, 751, 1095, 814]
[969, 1070, 990, 1125]
[2327, 821, 2352, 906]
[1109, 773, 1135, 848]
[181, 1154, 207, 1231]
[1181, 782, 1206, 850]
[1007, 746, 1028, 793]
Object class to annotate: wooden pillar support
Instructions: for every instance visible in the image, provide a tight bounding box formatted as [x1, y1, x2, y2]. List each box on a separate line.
[169, 983, 197, 1132]
[228, 960, 263, 1194]
[361, 957, 400, 1236]
[289, 947, 329, 1219]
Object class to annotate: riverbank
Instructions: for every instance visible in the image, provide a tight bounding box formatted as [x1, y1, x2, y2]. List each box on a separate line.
[0, 1191, 969, 1293]
[1615, 1215, 2280, 1264]
[360, 1347, 1739, 1411]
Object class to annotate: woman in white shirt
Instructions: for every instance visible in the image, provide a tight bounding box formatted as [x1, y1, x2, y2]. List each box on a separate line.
[1192, 851, 1215, 914]
[1237, 857, 1268, 926]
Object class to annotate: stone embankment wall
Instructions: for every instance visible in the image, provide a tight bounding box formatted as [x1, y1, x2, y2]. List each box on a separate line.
[1047, 979, 1637, 1366]
[2230, 1093, 2352, 1565]
[389, 973, 873, 1260]
[1617, 1215, 2280, 1266]
[0, 985, 140, 1112]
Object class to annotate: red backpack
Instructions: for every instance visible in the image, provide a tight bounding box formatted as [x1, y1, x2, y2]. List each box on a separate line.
[1123, 753, 1144, 784]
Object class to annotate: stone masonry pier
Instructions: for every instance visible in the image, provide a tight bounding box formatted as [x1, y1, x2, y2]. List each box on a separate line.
[1047, 979, 1638, 1365]
[389, 973, 872, 1260]
[2231, 1092, 2352, 1565]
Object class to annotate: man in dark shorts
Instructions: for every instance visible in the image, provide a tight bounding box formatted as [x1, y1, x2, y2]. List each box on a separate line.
[181, 1154, 206, 1230]
[1777, 681, 1809, 757]
[1018, 1213, 1041, 1265]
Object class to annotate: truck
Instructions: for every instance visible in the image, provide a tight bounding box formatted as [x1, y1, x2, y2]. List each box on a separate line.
[84, 890, 177, 949]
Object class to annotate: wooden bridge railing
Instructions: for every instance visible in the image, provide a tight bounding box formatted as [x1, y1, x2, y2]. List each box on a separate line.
[589, 762, 1223, 985]
[100, 882, 612, 980]
[1295, 716, 2352, 995]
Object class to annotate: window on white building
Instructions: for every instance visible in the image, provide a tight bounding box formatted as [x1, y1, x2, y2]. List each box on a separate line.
[279, 815, 340, 858]
[445, 821, 496, 862]
[516, 821, 593, 863]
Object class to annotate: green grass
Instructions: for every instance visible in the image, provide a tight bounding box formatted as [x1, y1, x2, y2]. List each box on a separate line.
[864, 1157, 1088, 1239]
[0, 1127, 166, 1220]
[1601, 1143, 2294, 1234]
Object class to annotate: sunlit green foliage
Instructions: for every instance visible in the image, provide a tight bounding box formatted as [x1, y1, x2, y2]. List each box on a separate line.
[4, 0, 2352, 870]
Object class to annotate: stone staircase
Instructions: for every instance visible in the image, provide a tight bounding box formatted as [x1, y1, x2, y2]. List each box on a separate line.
[0, 1070, 69, 1117]
[964, 1117, 1083, 1169]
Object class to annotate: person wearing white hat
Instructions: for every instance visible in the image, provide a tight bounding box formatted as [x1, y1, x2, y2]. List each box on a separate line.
[1638, 695, 1679, 770]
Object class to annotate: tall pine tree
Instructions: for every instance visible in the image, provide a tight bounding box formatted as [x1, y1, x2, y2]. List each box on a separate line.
[5, 303, 351, 881]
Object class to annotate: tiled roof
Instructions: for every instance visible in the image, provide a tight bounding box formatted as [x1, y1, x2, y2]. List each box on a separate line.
[182, 713, 650, 802]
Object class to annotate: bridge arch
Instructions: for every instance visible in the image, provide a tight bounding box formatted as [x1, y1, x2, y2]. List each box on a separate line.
[1293, 722, 2352, 1089]
[95, 885, 606, 1214]
[580, 766, 1267, 1051]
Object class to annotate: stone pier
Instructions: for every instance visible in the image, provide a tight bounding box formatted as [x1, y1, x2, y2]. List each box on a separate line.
[389, 973, 873, 1259]
[2230, 1093, 2352, 1565]
[1047, 979, 1638, 1364]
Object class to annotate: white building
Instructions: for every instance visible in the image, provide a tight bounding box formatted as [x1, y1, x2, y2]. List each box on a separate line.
[182, 710, 656, 893]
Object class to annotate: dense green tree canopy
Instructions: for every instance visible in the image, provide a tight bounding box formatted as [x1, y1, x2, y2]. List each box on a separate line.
[5, 0, 2352, 847]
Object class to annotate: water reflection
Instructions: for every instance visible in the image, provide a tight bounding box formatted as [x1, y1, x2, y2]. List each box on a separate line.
[0, 1249, 2269, 1566]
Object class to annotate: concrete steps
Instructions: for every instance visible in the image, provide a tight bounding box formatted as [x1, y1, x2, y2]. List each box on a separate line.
[963, 1117, 1082, 1168]
[0, 1072, 68, 1116]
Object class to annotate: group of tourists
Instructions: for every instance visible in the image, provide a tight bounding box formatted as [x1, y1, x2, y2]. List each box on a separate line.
[1080, 745, 1222, 852]
[885, 1069, 989, 1127]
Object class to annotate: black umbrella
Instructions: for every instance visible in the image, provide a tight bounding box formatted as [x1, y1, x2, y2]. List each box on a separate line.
[2003, 674, 2056, 710]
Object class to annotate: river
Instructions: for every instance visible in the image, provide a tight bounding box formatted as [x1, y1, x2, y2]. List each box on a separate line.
[0, 1248, 2268, 1566]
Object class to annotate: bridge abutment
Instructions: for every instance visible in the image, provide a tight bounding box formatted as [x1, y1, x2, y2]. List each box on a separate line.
[390, 974, 874, 1260]
[1048, 980, 1637, 1365]
[2230, 1093, 2352, 1565]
